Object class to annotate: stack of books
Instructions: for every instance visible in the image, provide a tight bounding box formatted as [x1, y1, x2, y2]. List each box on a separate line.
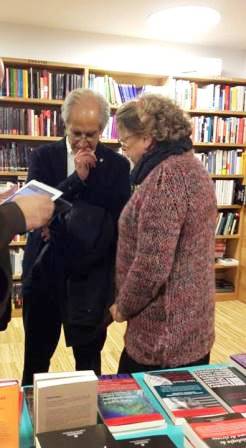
[34, 370, 98, 437]
[97, 373, 166, 435]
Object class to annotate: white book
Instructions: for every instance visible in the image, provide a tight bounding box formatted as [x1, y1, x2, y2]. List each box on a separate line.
[34, 370, 97, 436]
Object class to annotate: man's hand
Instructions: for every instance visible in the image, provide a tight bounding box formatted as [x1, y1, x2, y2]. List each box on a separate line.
[109, 303, 126, 323]
[0, 184, 17, 204]
[74, 149, 97, 181]
[13, 194, 55, 231]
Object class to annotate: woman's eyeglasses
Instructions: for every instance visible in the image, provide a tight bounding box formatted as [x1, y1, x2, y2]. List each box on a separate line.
[118, 134, 137, 148]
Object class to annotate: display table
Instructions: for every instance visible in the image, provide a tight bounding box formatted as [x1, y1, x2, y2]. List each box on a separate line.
[20, 363, 228, 448]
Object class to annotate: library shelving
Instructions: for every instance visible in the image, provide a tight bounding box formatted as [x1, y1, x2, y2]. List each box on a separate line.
[1, 58, 246, 311]
[169, 74, 246, 302]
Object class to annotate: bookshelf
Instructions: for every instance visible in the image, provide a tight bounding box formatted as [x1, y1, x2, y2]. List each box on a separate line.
[1, 58, 246, 311]
[168, 75, 246, 302]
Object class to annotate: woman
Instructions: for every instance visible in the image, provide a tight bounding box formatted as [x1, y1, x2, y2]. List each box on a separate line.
[110, 94, 217, 373]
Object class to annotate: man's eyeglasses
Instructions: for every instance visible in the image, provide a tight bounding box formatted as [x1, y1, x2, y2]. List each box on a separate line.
[68, 129, 100, 142]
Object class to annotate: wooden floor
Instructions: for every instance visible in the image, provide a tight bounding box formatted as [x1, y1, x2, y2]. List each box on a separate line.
[0, 300, 245, 380]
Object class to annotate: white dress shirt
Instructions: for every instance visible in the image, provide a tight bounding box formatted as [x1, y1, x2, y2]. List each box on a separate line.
[66, 136, 75, 177]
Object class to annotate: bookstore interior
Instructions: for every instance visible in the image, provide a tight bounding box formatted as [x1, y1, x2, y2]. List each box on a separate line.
[0, 1, 246, 447]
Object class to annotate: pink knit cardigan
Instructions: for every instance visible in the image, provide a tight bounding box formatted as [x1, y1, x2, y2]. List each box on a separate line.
[116, 151, 217, 367]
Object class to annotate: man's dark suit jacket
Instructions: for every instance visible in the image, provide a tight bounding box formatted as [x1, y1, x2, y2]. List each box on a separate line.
[0, 202, 25, 328]
[22, 137, 131, 346]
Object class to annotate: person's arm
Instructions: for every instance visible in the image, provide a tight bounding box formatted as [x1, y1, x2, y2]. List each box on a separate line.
[0, 202, 26, 249]
[57, 171, 87, 201]
[115, 170, 186, 320]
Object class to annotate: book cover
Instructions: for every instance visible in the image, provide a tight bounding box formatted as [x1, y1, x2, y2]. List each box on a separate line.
[35, 423, 118, 448]
[193, 367, 246, 415]
[98, 374, 166, 434]
[35, 371, 98, 435]
[230, 353, 246, 375]
[144, 370, 227, 424]
[117, 434, 178, 447]
[184, 413, 246, 448]
[0, 380, 20, 448]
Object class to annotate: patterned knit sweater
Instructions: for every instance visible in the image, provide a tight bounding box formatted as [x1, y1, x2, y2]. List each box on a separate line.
[115, 151, 217, 367]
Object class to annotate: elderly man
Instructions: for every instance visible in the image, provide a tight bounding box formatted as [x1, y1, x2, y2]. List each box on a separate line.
[0, 58, 54, 328]
[22, 88, 131, 384]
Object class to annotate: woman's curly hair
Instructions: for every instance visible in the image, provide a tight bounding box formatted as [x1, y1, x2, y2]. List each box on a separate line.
[116, 93, 192, 142]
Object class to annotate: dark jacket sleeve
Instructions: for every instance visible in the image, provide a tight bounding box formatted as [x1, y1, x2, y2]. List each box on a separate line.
[0, 203, 25, 326]
[0, 246, 11, 324]
[0, 202, 26, 249]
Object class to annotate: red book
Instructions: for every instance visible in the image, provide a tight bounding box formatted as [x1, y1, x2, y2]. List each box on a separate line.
[98, 374, 166, 435]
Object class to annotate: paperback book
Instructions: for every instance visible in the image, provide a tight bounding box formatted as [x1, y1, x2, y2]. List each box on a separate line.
[193, 366, 246, 415]
[34, 370, 98, 435]
[97, 374, 166, 435]
[230, 353, 246, 375]
[36, 425, 178, 448]
[36, 423, 118, 448]
[144, 370, 228, 424]
[183, 413, 246, 448]
[116, 434, 178, 447]
[0, 379, 20, 448]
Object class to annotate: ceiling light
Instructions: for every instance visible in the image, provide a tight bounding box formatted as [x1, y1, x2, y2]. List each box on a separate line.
[147, 6, 221, 42]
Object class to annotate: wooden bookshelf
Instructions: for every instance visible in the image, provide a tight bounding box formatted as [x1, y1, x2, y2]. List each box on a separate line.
[12, 308, 22, 318]
[187, 109, 246, 117]
[0, 96, 64, 106]
[9, 241, 27, 247]
[12, 274, 21, 281]
[169, 74, 246, 302]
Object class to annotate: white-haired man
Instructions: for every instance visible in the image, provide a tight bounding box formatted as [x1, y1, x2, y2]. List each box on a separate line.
[22, 88, 131, 384]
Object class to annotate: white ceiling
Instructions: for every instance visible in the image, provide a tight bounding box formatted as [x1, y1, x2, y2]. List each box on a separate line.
[1, 0, 246, 50]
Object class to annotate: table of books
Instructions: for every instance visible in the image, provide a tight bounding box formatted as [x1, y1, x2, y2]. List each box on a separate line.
[19, 363, 244, 448]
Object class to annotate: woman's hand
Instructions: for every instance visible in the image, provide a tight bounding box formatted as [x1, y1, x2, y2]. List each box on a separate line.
[109, 303, 126, 323]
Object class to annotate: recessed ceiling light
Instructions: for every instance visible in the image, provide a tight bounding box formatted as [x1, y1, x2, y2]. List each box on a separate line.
[147, 6, 221, 42]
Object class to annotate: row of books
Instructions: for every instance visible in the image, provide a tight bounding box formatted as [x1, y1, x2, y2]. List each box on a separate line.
[2, 361, 245, 447]
[214, 179, 244, 205]
[0, 107, 64, 137]
[9, 247, 24, 276]
[0, 67, 84, 100]
[102, 114, 118, 139]
[33, 364, 246, 447]
[215, 277, 235, 293]
[215, 240, 226, 259]
[2, 68, 246, 113]
[191, 116, 246, 145]
[0, 142, 33, 171]
[11, 282, 23, 309]
[215, 211, 239, 235]
[169, 79, 246, 111]
[195, 149, 245, 175]
[1, 108, 246, 145]
[0, 180, 20, 193]
[88, 74, 144, 105]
